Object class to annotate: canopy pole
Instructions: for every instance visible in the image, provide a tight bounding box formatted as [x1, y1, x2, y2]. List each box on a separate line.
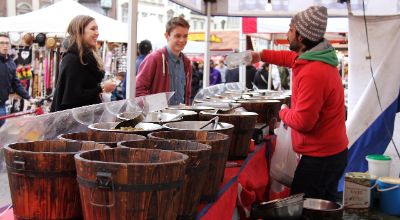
[202, 1, 211, 88]
[267, 36, 274, 90]
[126, 1, 138, 99]
[239, 18, 246, 89]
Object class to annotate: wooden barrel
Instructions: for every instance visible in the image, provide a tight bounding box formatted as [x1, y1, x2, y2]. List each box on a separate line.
[237, 100, 281, 124]
[118, 139, 211, 220]
[75, 147, 188, 220]
[3, 140, 107, 220]
[58, 132, 147, 148]
[199, 111, 258, 160]
[147, 131, 230, 202]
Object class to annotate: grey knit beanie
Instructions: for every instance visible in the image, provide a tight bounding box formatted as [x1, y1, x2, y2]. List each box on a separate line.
[291, 6, 328, 42]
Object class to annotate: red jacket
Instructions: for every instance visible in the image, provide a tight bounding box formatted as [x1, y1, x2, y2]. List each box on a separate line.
[261, 49, 348, 157]
[136, 47, 192, 105]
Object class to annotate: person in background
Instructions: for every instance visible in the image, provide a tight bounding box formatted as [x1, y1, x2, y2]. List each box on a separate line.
[209, 59, 222, 85]
[111, 71, 126, 101]
[279, 66, 290, 90]
[51, 15, 115, 112]
[122, 39, 152, 98]
[225, 67, 239, 83]
[136, 16, 192, 105]
[254, 62, 274, 90]
[245, 64, 257, 89]
[0, 33, 36, 127]
[190, 61, 202, 103]
[251, 6, 348, 201]
[215, 59, 228, 83]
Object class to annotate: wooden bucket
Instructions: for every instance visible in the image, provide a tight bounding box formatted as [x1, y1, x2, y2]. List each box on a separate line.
[58, 131, 147, 148]
[75, 147, 188, 220]
[199, 111, 258, 160]
[237, 99, 281, 124]
[147, 131, 230, 202]
[3, 140, 107, 220]
[118, 139, 211, 220]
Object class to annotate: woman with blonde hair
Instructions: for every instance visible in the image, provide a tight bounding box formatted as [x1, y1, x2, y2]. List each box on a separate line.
[51, 15, 115, 112]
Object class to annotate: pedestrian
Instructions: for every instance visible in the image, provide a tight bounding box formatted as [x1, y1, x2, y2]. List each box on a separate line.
[122, 39, 152, 98]
[209, 60, 222, 85]
[50, 15, 115, 112]
[111, 71, 126, 101]
[136, 16, 192, 105]
[215, 59, 227, 83]
[0, 33, 36, 127]
[254, 62, 273, 90]
[251, 6, 348, 201]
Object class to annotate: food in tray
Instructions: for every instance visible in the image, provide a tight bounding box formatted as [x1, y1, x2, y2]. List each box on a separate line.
[113, 126, 145, 131]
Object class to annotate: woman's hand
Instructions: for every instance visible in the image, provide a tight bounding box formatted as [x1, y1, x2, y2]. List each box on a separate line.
[101, 80, 116, 93]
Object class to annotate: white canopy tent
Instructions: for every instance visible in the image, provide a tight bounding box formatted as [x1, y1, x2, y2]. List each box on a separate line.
[0, 0, 128, 43]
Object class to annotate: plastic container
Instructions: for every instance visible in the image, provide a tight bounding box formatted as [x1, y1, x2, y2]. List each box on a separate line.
[377, 177, 400, 216]
[366, 154, 391, 177]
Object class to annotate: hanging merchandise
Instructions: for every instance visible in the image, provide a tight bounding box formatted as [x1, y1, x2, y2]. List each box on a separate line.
[16, 65, 33, 80]
[15, 46, 32, 66]
[35, 33, 46, 47]
[45, 37, 57, 49]
[9, 32, 21, 46]
[22, 33, 34, 46]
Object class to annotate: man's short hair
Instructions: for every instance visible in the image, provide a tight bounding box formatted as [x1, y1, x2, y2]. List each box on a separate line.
[0, 33, 9, 39]
[138, 40, 152, 55]
[165, 16, 190, 35]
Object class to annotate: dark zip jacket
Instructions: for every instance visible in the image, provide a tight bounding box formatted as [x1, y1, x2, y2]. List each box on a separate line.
[0, 54, 31, 105]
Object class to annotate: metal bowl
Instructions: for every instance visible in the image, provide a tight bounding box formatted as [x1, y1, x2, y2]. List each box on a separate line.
[252, 199, 304, 219]
[88, 122, 163, 136]
[158, 109, 198, 121]
[117, 112, 182, 124]
[164, 120, 234, 132]
[302, 198, 343, 220]
[167, 105, 215, 113]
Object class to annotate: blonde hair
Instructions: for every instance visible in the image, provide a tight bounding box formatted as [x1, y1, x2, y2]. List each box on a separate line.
[66, 15, 104, 71]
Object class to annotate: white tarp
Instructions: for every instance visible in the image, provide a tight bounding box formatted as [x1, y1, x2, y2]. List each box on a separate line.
[343, 14, 400, 183]
[0, 0, 128, 42]
[185, 0, 400, 17]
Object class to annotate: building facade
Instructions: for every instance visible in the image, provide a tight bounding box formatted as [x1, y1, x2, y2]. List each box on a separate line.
[0, 0, 239, 32]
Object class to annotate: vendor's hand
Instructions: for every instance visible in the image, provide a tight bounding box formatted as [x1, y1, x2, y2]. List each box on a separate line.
[101, 80, 116, 93]
[280, 104, 289, 110]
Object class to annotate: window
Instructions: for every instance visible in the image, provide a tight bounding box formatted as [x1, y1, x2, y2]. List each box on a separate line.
[221, 20, 226, 30]
[158, 14, 163, 23]
[167, 9, 174, 20]
[142, 12, 148, 17]
[121, 2, 128, 23]
[16, 2, 32, 15]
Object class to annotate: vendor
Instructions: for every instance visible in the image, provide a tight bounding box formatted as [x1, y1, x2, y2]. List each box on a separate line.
[251, 6, 348, 201]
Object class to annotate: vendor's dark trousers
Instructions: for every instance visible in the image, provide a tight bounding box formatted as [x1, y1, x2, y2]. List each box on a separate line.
[290, 148, 348, 202]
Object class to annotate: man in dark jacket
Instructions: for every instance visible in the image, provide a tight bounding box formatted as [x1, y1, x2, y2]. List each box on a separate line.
[0, 33, 34, 127]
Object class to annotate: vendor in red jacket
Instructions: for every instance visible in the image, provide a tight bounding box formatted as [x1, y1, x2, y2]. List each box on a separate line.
[252, 6, 348, 201]
[136, 16, 192, 105]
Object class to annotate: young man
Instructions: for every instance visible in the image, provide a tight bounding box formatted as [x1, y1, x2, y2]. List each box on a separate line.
[0, 33, 35, 127]
[252, 6, 348, 201]
[136, 16, 192, 105]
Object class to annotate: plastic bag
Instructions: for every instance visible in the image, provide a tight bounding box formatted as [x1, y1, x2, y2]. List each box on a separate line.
[270, 122, 298, 187]
[225, 50, 253, 69]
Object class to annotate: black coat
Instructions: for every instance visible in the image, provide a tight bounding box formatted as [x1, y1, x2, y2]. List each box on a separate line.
[50, 45, 104, 112]
[0, 55, 30, 105]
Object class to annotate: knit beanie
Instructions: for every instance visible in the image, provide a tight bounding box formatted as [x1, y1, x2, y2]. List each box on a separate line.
[291, 6, 328, 42]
